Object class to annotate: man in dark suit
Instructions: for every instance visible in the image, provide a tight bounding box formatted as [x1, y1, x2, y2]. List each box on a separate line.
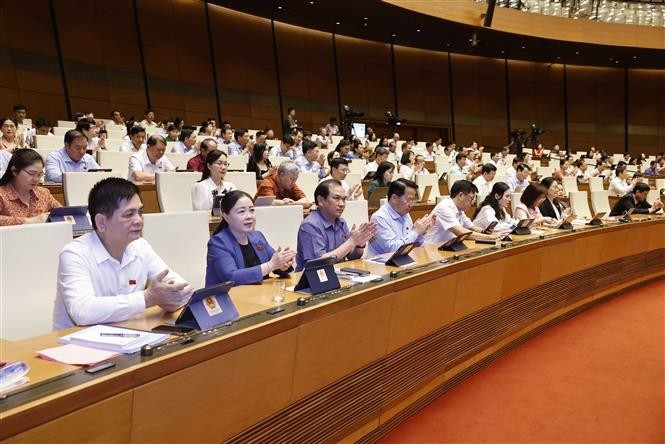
[609, 182, 663, 216]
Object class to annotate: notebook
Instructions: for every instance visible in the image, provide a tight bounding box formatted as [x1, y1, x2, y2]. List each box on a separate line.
[58, 325, 168, 354]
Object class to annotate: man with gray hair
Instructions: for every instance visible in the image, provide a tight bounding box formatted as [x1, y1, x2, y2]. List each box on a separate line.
[254, 161, 311, 207]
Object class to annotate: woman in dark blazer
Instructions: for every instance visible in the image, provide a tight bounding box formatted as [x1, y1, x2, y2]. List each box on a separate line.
[206, 190, 295, 286]
[539, 177, 571, 220]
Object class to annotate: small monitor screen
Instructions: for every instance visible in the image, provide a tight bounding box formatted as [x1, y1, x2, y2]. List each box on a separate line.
[352, 123, 366, 138]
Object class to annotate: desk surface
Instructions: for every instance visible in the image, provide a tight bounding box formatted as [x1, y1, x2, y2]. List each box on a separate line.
[1, 214, 664, 442]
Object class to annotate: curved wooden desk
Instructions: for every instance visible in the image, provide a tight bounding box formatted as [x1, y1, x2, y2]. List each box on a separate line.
[1, 217, 663, 443]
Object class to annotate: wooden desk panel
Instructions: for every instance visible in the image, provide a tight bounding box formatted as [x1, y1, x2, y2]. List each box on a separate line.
[130, 330, 298, 443]
[452, 259, 506, 320]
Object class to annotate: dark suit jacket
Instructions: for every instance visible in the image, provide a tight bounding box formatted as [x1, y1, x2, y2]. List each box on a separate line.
[539, 198, 566, 220]
[206, 228, 277, 286]
[609, 193, 653, 217]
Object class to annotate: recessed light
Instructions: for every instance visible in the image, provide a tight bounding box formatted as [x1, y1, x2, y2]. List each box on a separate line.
[633, 56, 638, 59]
[363, 17, 368, 20]
[277, 5, 282, 10]
[615, 60, 619, 64]
[445, 42, 451, 47]
[521, 45, 525, 49]
[609, 57, 614, 61]
[309, 1, 314, 4]
[363, 23, 368, 27]
[392, 33, 396, 37]
[335, 21, 340, 25]
[500, 50, 505, 54]
[556, 56, 561, 60]
[417, 29, 421, 32]
[575, 51, 580, 55]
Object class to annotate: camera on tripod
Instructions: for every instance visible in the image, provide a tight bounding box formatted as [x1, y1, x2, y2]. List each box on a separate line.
[385, 111, 406, 132]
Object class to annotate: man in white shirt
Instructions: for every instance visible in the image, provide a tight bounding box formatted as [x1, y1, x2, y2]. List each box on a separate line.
[362, 147, 389, 179]
[506, 163, 532, 191]
[472, 163, 497, 196]
[53, 177, 193, 330]
[422, 142, 435, 161]
[171, 128, 197, 154]
[217, 127, 233, 148]
[120, 126, 146, 153]
[321, 157, 363, 201]
[128, 135, 176, 182]
[424, 180, 504, 244]
[315, 127, 332, 148]
[488, 151, 501, 167]
[498, 146, 510, 166]
[449, 153, 473, 180]
[109, 109, 126, 136]
[295, 140, 327, 179]
[269, 134, 296, 160]
[140, 109, 158, 129]
[575, 160, 591, 183]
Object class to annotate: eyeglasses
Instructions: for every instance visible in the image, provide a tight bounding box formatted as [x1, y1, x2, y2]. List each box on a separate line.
[461, 193, 476, 202]
[22, 169, 45, 179]
[2, 123, 16, 129]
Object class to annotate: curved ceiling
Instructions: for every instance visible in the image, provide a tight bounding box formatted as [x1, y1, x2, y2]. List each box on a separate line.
[213, 0, 665, 68]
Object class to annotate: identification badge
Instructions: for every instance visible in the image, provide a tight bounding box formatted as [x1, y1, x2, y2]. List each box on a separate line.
[203, 296, 223, 316]
[316, 269, 328, 283]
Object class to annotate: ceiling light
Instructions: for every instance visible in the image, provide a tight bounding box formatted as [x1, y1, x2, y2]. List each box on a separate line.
[335, 21, 341, 25]
[277, 5, 282, 10]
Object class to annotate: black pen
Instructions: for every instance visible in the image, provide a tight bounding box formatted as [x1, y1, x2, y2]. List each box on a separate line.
[100, 332, 141, 338]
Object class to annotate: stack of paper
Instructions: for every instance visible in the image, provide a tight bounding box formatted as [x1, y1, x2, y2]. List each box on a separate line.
[58, 325, 168, 354]
[0, 361, 30, 393]
[37, 344, 119, 366]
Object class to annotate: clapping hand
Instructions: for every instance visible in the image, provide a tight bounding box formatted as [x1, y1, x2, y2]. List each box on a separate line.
[269, 247, 296, 272]
[349, 222, 378, 247]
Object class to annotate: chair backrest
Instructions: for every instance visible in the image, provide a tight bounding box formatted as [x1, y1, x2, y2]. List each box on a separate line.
[590, 190, 611, 215]
[434, 161, 450, 176]
[34, 149, 59, 164]
[561, 176, 578, 196]
[254, 205, 303, 251]
[297, 172, 319, 202]
[347, 159, 365, 175]
[227, 154, 247, 172]
[342, 200, 368, 230]
[0, 222, 72, 340]
[142, 211, 209, 289]
[225, 172, 257, 196]
[537, 166, 554, 178]
[104, 138, 124, 152]
[34, 135, 63, 149]
[655, 178, 665, 191]
[415, 173, 441, 203]
[268, 156, 290, 167]
[106, 129, 124, 139]
[447, 173, 466, 191]
[155, 172, 201, 212]
[52, 127, 69, 137]
[57, 120, 76, 128]
[63, 171, 115, 206]
[98, 151, 131, 175]
[588, 176, 604, 192]
[510, 192, 523, 216]
[646, 189, 660, 205]
[166, 153, 196, 170]
[569, 190, 592, 219]
[346, 173, 361, 189]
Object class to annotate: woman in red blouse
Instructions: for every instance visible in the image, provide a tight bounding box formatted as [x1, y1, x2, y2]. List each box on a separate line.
[0, 149, 61, 226]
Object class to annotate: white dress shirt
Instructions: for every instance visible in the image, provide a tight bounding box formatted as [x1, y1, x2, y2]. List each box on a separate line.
[295, 156, 326, 179]
[119, 140, 145, 153]
[609, 177, 632, 196]
[449, 164, 468, 175]
[128, 149, 175, 181]
[506, 175, 530, 191]
[424, 197, 474, 244]
[53, 232, 186, 330]
[399, 164, 414, 181]
[171, 141, 195, 154]
[472, 175, 493, 196]
[269, 145, 295, 160]
[139, 119, 158, 129]
[190, 177, 237, 211]
[472, 205, 517, 232]
[0, 150, 12, 174]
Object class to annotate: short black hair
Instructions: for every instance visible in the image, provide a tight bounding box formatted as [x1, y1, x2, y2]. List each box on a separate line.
[516, 163, 531, 172]
[75, 118, 95, 133]
[450, 180, 478, 198]
[64, 129, 87, 144]
[330, 157, 348, 170]
[147, 134, 166, 147]
[481, 163, 497, 174]
[234, 128, 248, 141]
[633, 182, 650, 193]
[302, 140, 318, 155]
[282, 134, 294, 146]
[34, 118, 50, 128]
[388, 178, 418, 200]
[13, 104, 27, 112]
[88, 178, 141, 230]
[129, 126, 146, 137]
[314, 179, 343, 205]
[179, 128, 194, 142]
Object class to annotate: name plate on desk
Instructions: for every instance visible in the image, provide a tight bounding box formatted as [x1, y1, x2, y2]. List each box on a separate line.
[174, 282, 238, 331]
[294, 256, 340, 295]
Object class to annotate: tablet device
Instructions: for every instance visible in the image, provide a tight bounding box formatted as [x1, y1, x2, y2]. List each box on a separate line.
[48, 206, 93, 235]
[438, 231, 472, 252]
[368, 187, 389, 207]
[511, 218, 534, 235]
[363, 171, 376, 181]
[482, 220, 498, 234]
[385, 242, 417, 267]
[417, 185, 432, 204]
[588, 211, 605, 226]
[556, 213, 576, 230]
[294, 256, 340, 295]
[254, 195, 276, 207]
[172, 282, 238, 331]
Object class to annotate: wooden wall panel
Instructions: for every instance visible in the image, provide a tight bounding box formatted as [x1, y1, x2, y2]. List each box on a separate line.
[627, 69, 665, 156]
[336, 35, 393, 122]
[209, 5, 280, 133]
[275, 22, 337, 134]
[508, 60, 565, 149]
[53, 0, 144, 121]
[394, 45, 451, 130]
[567, 65, 625, 154]
[0, 0, 66, 123]
[137, 0, 216, 125]
[451, 53, 507, 148]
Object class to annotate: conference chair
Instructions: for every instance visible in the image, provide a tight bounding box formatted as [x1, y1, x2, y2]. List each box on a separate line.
[569, 191, 592, 219]
[254, 205, 303, 251]
[415, 173, 442, 203]
[106, 129, 124, 139]
[297, 172, 319, 202]
[155, 172, 201, 212]
[588, 176, 604, 192]
[590, 190, 611, 215]
[268, 156, 290, 167]
[34, 135, 63, 149]
[347, 159, 365, 175]
[476, 193, 487, 206]
[142, 211, 209, 289]
[227, 155, 248, 172]
[447, 173, 466, 191]
[34, 149, 59, 163]
[655, 178, 665, 191]
[52, 127, 69, 137]
[561, 176, 578, 196]
[103, 138, 124, 152]
[537, 166, 554, 178]
[57, 120, 75, 128]
[144, 126, 160, 136]
[522, 148, 533, 154]
[346, 173, 361, 190]
[0, 222, 72, 340]
[266, 139, 280, 147]
[342, 200, 369, 230]
[166, 153, 196, 171]
[496, 165, 509, 176]
[434, 160, 450, 177]
[493, 175, 508, 186]
[97, 151, 131, 175]
[510, 192, 523, 216]
[63, 171, 115, 206]
[646, 189, 660, 205]
[225, 172, 257, 196]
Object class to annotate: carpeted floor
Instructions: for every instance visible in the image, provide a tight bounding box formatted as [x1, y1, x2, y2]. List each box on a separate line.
[381, 280, 665, 443]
